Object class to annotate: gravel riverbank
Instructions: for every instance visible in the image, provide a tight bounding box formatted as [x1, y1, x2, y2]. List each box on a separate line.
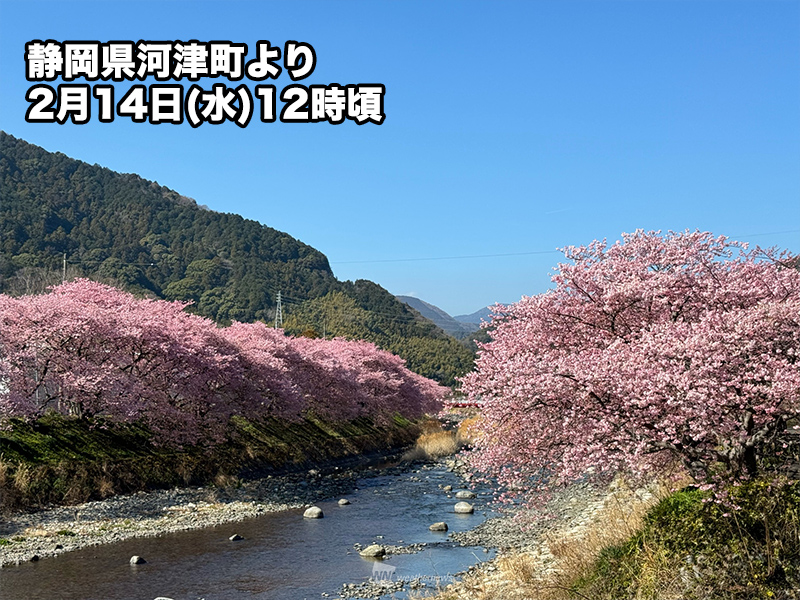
[448, 480, 608, 552]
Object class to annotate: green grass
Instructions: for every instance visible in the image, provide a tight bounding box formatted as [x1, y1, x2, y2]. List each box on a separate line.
[570, 480, 800, 600]
[0, 413, 156, 464]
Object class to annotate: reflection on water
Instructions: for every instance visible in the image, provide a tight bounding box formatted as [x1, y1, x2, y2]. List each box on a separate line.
[0, 465, 495, 600]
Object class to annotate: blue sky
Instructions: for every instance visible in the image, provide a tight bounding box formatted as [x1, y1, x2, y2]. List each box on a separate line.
[1, 0, 798, 316]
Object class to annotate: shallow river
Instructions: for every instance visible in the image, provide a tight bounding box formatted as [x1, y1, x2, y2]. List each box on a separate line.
[0, 464, 495, 600]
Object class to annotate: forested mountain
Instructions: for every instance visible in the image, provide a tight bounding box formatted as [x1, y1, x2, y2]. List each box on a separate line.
[283, 290, 474, 385]
[0, 131, 473, 386]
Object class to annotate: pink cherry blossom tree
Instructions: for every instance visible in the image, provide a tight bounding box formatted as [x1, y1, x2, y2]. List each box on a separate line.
[288, 336, 444, 422]
[219, 321, 306, 421]
[0, 280, 250, 445]
[461, 231, 800, 501]
[0, 279, 445, 446]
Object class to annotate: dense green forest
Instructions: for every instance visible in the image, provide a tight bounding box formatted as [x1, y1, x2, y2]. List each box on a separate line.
[282, 290, 473, 384]
[0, 131, 473, 386]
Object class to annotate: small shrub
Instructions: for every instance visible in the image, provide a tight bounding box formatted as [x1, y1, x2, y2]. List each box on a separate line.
[213, 473, 240, 488]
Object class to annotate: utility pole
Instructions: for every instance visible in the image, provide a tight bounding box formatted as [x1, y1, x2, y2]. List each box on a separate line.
[62, 252, 67, 282]
[274, 291, 283, 328]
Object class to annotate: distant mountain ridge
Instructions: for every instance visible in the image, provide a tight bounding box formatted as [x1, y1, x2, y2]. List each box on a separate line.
[396, 295, 479, 338]
[455, 305, 497, 325]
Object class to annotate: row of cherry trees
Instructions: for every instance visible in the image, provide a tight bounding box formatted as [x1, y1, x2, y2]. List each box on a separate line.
[462, 230, 800, 500]
[0, 280, 445, 445]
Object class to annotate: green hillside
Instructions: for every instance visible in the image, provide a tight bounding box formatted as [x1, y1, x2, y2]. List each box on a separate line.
[0, 131, 473, 385]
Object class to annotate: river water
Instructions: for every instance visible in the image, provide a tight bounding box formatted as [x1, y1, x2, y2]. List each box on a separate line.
[0, 464, 495, 600]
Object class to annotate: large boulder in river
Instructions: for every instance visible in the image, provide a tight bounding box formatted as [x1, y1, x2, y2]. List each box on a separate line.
[429, 522, 448, 531]
[338, 498, 351, 505]
[455, 490, 476, 499]
[454, 502, 474, 514]
[303, 506, 324, 519]
[129, 555, 146, 564]
[359, 544, 385, 558]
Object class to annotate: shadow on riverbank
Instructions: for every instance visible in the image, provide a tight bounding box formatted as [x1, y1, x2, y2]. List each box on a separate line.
[0, 413, 426, 514]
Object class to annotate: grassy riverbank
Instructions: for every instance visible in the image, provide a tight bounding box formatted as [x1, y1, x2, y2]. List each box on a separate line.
[0, 413, 423, 512]
[567, 479, 800, 600]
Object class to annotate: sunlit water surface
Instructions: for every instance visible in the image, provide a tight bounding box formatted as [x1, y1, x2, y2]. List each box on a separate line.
[0, 465, 495, 600]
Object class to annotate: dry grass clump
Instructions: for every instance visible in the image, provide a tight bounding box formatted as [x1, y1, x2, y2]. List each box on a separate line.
[550, 485, 656, 568]
[420, 431, 461, 457]
[457, 415, 481, 445]
[403, 420, 473, 462]
[403, 431, 461, 461]
[542, 482, 670, 599]
[213, 472, 241, 488]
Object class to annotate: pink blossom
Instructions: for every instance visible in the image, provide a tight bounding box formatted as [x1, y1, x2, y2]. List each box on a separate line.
[0, 280, 445, 445]
[461, 231, 800, 502]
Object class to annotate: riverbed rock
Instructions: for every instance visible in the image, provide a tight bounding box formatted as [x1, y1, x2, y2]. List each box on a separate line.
[429, 522, 448, 531]
[359, 544, 385, 557]
[303, 506, 324, 519]
[338, 498, 350, 505]
[129, 555, 146, 564]
[455, 490, 476, 499]
[454, 502, 474, 514]
[229, 534, 244, 541]
[442, 485, 453, 492]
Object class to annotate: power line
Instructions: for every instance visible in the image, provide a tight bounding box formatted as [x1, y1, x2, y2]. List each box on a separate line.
[65, 259, 159, 266]
[731, 229, 800, 239]
[331, 249, 562, 265]
[330, 229, 800, 265]
[17, 228, 800, 271]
